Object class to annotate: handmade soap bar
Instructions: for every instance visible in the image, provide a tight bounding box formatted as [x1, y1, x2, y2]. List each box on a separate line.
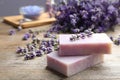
[59, 33, 112, 56]
[47, 52, 104, 77]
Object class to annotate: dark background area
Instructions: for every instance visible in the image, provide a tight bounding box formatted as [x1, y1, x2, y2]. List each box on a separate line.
[0, 0, 59, 17]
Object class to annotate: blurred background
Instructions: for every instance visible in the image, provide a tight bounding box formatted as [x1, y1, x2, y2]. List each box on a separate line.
[0, 0, 59, 17]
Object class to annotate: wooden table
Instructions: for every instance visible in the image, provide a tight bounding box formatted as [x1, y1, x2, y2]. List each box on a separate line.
[0, 18, 120, 80]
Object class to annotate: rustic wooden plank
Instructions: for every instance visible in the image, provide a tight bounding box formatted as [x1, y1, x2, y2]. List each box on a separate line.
[3, 12, 56, 28]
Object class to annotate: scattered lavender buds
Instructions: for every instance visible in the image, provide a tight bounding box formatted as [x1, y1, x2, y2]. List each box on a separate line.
[17, 30, 59, 60]
[43, 32, 57, 39]
[70, 30, 93, 41]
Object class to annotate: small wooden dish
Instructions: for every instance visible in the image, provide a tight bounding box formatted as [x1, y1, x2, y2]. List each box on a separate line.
[3, 12, 56, 28]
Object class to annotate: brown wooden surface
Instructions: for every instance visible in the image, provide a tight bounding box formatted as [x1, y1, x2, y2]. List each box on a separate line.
[0, 18, 120, 80]
[3, 12, 56, 28]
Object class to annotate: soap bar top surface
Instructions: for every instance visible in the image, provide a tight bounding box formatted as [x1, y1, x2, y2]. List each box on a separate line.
[59, 33, 112, 45]
[59, 33, 112, 56]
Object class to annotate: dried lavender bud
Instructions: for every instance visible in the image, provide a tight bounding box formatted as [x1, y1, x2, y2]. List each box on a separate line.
[32, 38, 37, 44]
[86, 33, 92, 37]
[35, 50, 42, 57]
[80, 33, 86, 39]
[51, 34, 57, 39]
[22, 33, 31, 40]
[110, 36, 114, 41]
[46, 47, 53, 54]
[41, 46, 47, 52]
[23, 36, 28, 40]
[41, 41, 48, 47]
[71, 35, 76, 41]
[31, 34, 36, 39]
[24, 54, 31, 60]
[29, 53, 35, 59]
[86, 30, 93, 37]
[70, 37, 75, 41]
[26, 43, 31, 50]
[17, 26, 22, 31]
[76, 34, 80, 40]
[32, 44, 37, 48]
[114, 39, 120, 45]
[44, 33, 49, 38]
[71, 28, 80, 33]
[32, 38, 41, 44]
[36, 39, 41, 44]
[28, 29, 33, 34]
[23, 48, 27, 53]
[110, 35, 120, 46]
[16, 47, 23, 54]
[24, 53, 35, 60]
[84, 30, 90, 34]
[9, 29, 16, 35]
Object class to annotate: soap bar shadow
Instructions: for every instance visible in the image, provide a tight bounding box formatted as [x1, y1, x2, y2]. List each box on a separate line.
[46, 66, 67, 78]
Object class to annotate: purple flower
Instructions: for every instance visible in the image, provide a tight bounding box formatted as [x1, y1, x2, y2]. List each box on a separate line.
[16, 47, 23, 53]
[22, 33, 31, 40]
[9, 29, 16, 35]
[110, 36, 114, 41]
[71, 19, 77, 26]
[71, 28, 80, 33]
[48, 0, 120, 33]
[108, 5, 116, 13]
[91, 16, 97, 22]
[35, 50, 42, 57]
[47, 47, 53, 54]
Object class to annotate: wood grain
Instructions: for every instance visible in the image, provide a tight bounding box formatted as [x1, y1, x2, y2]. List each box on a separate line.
[0, 19, 120, 80]
[3, 12, 56, 28]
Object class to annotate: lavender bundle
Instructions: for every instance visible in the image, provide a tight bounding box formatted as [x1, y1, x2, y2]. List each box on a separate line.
[48, 0, 120, 33]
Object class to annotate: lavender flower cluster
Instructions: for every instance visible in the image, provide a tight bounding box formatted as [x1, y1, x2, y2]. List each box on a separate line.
[48, 0, 120, 33]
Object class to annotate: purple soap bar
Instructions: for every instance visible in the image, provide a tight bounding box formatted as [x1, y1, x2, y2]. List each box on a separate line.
[59, 33, 112, 56]
[47, 52, 103, 77]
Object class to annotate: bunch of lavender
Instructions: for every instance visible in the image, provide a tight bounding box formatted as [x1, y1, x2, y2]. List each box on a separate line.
[48, 0, 120, 33]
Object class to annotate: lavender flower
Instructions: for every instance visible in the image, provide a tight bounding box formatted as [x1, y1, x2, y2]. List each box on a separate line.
[9, 29, 16, 35]
[48, 0, 120, 33]
[22, 33, 31, 40]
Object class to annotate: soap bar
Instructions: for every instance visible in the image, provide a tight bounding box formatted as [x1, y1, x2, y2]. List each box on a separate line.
[59, 33, 112, 56]
[47, 52, 104, 77]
